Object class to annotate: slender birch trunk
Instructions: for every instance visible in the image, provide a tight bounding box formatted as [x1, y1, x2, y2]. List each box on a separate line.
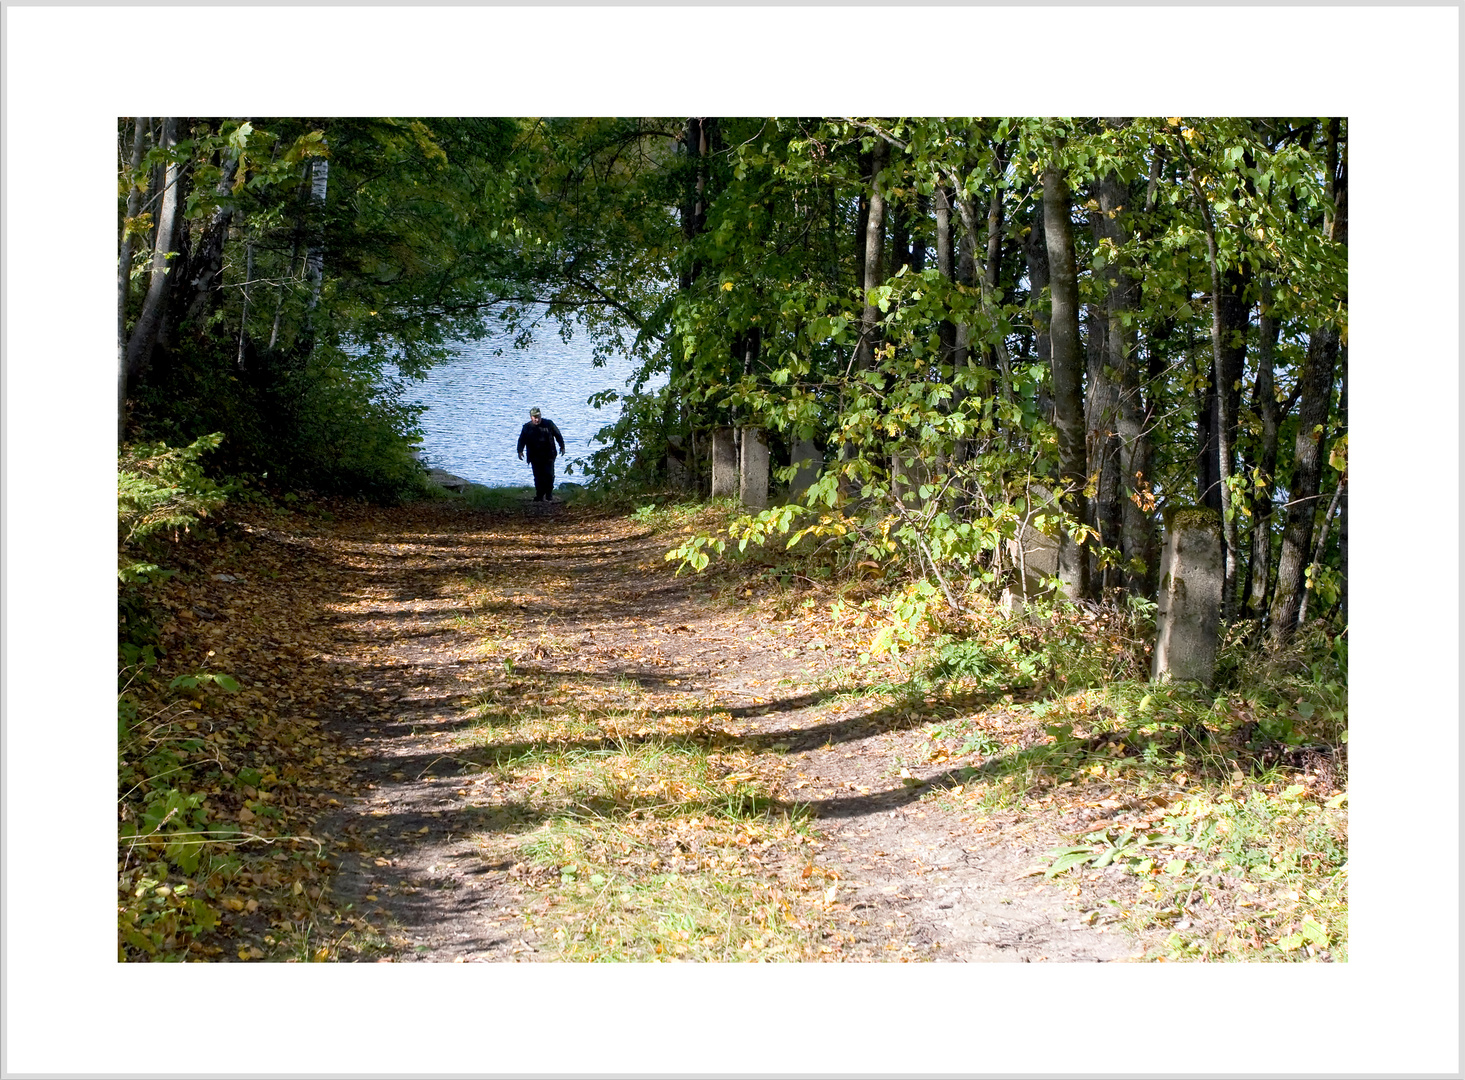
[118, 116, 150, 441]
[123, 117, 181, 390]
[304, 151, 329, 318]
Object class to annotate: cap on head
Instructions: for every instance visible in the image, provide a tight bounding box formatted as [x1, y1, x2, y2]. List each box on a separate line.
[530, 407, 541, 417]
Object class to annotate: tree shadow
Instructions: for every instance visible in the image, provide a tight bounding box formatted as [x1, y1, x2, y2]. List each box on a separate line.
[300, 504, 1027, 881]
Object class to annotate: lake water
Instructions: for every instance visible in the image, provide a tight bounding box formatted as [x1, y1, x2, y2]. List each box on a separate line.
[400, 319, 664, 488]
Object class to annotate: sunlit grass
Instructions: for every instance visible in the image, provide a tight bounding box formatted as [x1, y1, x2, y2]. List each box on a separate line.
[907, 608, 1348, 962]
[463, 668, 826, 961]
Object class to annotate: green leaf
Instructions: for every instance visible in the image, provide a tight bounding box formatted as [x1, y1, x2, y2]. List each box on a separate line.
[1044, 850, 1095, 878]
[1301, 919, 1329, 947]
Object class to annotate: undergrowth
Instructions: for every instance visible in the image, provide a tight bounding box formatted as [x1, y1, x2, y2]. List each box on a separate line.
[655, 494, 1348, 963]
[118, 444, 378, 962]
[915, 612, 1349, 961]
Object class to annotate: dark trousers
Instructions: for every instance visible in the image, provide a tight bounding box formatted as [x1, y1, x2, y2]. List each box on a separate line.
[530, 456, 556, 500]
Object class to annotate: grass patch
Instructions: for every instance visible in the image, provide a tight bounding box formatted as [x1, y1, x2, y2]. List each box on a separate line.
[1083, 781, 1349, 962]
[906, 605, 1348, 962]
[514, 816, 817, 962]
[456, 485, 535, 510]
[464, 676, 830, 961]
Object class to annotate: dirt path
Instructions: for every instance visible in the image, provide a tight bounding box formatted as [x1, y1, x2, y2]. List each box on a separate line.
[265, 498, 1141, 962]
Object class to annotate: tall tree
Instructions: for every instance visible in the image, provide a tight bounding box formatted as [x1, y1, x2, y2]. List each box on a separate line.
[1270, 119, 1346, 643]
[1098, 163, 1155, 594]
[1241, 277, 1286, 621]
[117, 116, 150, 441]
[1085, 188, 1121, 592]
[123, 117, 181, 396]
[1177, 124, 1251, 617]
[667, 117, 715, 488]
[1042, 162, 1090, 599]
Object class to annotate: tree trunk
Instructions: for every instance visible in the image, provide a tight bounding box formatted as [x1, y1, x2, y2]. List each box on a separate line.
[1268, 327, 1340, 643]
[949, 195, 977, 433]
[123, 116, 181, 391]
[856, 140, 888, 376]
[267, 242, 297, 352]
[1180, 130, 1252, 619]
[935, 186, 957, 377]
[1191, 324, 1221, 512]
[269, 157, 313, 352]
[1270, 119, 1346, 645]
[668, 117, 713, 489]
[840, 140, 887, 501]
[1099, 169, 1155, 595]
[237, 234, 256, 372]
[910, 193, 929, 272]
[1085, 190, 1120, 594]
[1085, 294, 1120, 592]
[933, 185, 965, 487]
[890, 199, 910, 275]
[853, 147, 873, 286]
[1243, 278, 1284, 621]
[117, 116, 150, 441]
[983, 143, 1011, 406]
[1211, 264, 1250, 618]
[1024, 199, 1051, 410]
[1297, 478, 1345, 626]
[182, 138, 243, 330]
[1337, 353, 1348, 626]
[304, 152, 329, 317]
[1042, 165, 1089, 600]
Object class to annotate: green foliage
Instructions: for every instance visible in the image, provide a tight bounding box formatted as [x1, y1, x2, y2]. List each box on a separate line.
[579, 384, 674, 492]
[122, 116, 525, 500]
[929, 634, 1043, 691]
[862, 580, 943, 660]
[264, 348, 431, 501]
[122, 114, 1347, 633]
[118, 434, 229, 583]
[1040, 827, 1187, 879]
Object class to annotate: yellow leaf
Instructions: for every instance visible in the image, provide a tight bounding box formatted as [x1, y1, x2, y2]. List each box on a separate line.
[365, 894, 378, 902]
[238, 948, 251, 961]
[222, 897, 245, 911]
[312, 947, 330, 962]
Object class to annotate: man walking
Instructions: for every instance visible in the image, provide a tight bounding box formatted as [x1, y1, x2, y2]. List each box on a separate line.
[517, 407, 566, 502]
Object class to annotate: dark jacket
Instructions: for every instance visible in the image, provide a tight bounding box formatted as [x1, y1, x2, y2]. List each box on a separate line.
[518, 418, 565, 462]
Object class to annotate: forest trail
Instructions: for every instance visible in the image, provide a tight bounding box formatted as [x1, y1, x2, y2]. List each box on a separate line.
[244, 496, 1144, 962]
